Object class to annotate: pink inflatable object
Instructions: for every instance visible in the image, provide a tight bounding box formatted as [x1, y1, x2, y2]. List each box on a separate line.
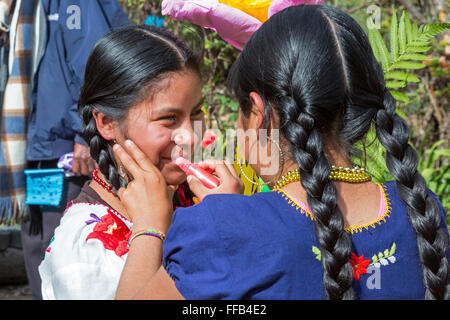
[161, 0, 326, 49]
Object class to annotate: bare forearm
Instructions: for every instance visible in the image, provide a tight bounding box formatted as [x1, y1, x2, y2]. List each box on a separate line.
[115, 235, 163, 299]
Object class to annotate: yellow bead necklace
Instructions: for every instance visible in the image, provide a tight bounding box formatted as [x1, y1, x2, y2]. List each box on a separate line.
[272, 165, 371, 191]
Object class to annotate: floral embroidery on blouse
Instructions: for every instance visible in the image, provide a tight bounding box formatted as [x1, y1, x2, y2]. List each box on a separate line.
[312, 242, 398, 281]
[85, 208, 132, 258]
[350, 253, 372, 281]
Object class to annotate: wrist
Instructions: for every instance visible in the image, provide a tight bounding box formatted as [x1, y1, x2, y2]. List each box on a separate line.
[128, 228, 166, 248]
[132, 217, 170, 234]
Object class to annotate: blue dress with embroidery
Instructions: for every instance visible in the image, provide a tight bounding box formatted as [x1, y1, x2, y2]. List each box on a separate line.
[162, 181, 450, 299]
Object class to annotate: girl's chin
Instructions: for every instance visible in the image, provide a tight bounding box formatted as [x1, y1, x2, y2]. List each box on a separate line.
[160, 162, 187, 186]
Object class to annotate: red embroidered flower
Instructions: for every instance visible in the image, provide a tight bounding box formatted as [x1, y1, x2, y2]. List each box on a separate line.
[85, 210, 131, 257]
[349, 252, 371, 281]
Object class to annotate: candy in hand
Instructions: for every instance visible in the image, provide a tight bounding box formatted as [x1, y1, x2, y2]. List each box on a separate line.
[174, 157, 220, 189]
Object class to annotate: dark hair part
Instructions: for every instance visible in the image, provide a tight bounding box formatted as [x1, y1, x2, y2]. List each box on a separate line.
[229, 4, 449, 299]
[78, 25, 200, 190]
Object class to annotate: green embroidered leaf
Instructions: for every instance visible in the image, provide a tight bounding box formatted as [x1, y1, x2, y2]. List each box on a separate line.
[378, 252, 384, 260]
[312, 246, 322, 261]
[390, 242, 397, 256]
[384, 249, 390, 258]
[372, 254, 378, 264]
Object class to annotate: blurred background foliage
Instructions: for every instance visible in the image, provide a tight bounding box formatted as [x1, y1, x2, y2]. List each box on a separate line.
[119, 1, 449, 221]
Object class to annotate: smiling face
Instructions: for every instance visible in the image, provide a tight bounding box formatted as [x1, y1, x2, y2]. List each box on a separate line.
[114, 69, 204, 186]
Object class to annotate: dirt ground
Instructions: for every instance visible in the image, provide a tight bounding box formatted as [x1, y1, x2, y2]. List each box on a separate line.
[0, 283, 32, 300]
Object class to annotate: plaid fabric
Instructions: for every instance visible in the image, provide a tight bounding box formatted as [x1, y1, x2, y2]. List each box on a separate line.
[0, 0, 35, 224]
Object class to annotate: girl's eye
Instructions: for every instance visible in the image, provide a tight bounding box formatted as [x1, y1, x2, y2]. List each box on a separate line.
[160, 115, 177, 122]
[191, 109, 204, 118]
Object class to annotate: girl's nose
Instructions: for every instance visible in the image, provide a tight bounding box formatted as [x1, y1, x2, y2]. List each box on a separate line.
[172, 127, 195, 148]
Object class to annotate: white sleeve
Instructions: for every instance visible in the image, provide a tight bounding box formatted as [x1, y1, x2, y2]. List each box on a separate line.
[38, 203, 131, 300]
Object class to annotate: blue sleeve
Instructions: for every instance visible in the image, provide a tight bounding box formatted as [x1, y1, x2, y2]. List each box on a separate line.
[163, 201, 233, 300]
[59, 0, 131, 138]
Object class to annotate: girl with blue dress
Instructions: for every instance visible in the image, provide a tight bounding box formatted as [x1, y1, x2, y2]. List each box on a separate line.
[114, 4, 449, 300]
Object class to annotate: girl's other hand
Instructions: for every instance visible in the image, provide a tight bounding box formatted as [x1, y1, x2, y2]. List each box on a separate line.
[113, 140, 175, 232]
[187, 159, 244, 201]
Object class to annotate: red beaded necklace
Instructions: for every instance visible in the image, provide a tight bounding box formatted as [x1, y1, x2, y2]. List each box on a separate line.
[92, 168, 120, 199]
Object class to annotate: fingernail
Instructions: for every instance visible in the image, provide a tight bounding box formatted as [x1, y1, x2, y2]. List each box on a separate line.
[113, 144, 120, 151]
[187, 175, 193, 183]
[125, 140, 133, 147]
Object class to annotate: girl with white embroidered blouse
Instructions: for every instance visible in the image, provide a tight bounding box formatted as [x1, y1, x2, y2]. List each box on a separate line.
[38, 25, 242, 299]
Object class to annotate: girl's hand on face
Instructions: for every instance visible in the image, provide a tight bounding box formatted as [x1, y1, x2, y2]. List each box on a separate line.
[113, 140, 176, 232]
[187, 160, 244, 201]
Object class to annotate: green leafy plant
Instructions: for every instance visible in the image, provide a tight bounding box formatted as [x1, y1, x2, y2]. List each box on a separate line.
[352, 128, 393, 184]
[352, 11, 449, 229]
[368, 9, 450, 103]
[417, 139, 450, 212]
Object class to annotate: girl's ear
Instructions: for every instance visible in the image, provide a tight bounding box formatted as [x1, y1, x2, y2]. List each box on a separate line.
[249, 92, 265, 130]
[92, 109, 117, 141]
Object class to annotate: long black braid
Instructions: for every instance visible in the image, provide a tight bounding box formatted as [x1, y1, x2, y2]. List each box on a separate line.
[279, 97, 355, 299]
[376, 89, 450, 299]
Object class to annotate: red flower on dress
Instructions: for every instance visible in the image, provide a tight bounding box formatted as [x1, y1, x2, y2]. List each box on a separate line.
[85, 209, 131, 258]
[349, 252, 371, 281]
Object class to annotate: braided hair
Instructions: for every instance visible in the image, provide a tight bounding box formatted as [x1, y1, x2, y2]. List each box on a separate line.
[78, 25, 200, 190]
[228, 4, 449, 299]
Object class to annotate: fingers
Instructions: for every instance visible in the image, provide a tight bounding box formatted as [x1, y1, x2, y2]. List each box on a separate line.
[186, 175, 209, 200]
[73, 143, 96, 176]
[187, 159, 244, 199]
[79, 159, 89, 176]
[123, 140, 159, 173]
[113, 143, 142, 178]
[166, 184, 178, 200]
[72, 158, 80, 176]
[73, 158, 95, 176]
[198, 160, 234, 181]
[113, 140, 163, 183]
[88, 158, 97, 174]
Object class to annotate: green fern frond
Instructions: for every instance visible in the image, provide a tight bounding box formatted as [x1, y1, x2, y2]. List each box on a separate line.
[368, 9, 450, 103]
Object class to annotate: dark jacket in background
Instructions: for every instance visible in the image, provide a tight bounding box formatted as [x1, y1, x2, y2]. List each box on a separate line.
[27, 0, 131, 161]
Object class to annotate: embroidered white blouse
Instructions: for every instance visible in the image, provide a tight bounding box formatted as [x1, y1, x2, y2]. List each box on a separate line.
[38, 200, 133, 300]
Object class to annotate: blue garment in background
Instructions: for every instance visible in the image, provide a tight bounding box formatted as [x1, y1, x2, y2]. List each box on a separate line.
[163, 181, 450, 299]
[27, 0, 131, 161]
